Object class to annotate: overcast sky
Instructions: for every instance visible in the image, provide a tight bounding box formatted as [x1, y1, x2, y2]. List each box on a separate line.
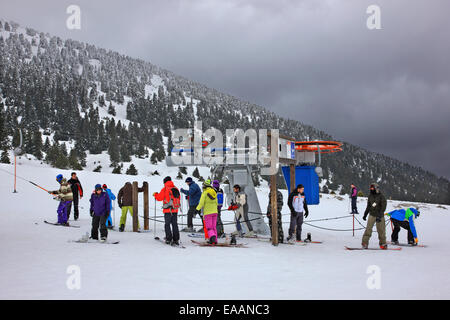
[1, 0, 449, 178]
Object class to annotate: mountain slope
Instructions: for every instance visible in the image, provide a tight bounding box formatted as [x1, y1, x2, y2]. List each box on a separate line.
[0, 19, 448, 204]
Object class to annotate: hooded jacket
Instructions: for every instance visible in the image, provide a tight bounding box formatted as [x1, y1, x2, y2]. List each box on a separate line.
[154, 180, 180, 213]
[363, 183, 387, 219]
[90, 191, 111, 217]
[196, 186, 218, 216]
[51, 178, 73, 202]
[118, 182, 133, 207]
[180, 181, 201, 206]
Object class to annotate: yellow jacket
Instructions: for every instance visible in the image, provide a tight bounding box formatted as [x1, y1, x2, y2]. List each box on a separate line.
[196, 187, 218, 215]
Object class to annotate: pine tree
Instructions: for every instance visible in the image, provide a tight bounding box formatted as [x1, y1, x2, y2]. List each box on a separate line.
[112, 164, 122, 174]
[126, 164, 138, 175]
[108, 102, 116, 116]
[32, 130, 43, 160]
[93, 165, 102, 172]
[1, 147, 11, 164]
[68, 149, 82, 170]
[192, 167, 200, 179]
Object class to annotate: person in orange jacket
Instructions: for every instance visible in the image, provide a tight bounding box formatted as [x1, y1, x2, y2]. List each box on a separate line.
[153, 176, 181, 245]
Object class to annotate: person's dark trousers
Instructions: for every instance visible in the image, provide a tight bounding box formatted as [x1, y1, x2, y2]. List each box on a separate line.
[391, 219, 414, 243]
[216, 207, 224, 237]
[187, 205, 202, 228]
[91, 215, 108, 239]
[67, 196, 79, 220]
[164, 212, 180, 242]
[289, 212, 304, 240]
[242, 208, 253, 232]
[66, 202, 73, 220]
[351, 197, 358, 213]
[268, 211, 284, 243]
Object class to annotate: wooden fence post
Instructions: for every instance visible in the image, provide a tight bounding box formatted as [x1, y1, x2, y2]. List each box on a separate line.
[143, 182, 149, 230]
[132, 181, 139, 232]
[270, 174, 278, 246]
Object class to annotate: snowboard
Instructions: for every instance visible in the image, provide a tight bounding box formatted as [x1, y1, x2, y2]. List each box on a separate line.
[69, 239, 120, 244]
[44, 220, 80, 228]
[345, 246, 402, 251]
[154, 237, 186, 249]
[191, 239, 247, 248]
[110, 228, 152, 233]
[388, 242, 427, 248]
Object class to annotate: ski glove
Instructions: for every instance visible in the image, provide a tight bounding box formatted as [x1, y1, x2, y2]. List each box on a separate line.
[414, 237, 419, 244]
[304, 211, 309, 218]
[153, 192, 158, 197]
[228, 205, 239, 211]
[90, 210, 94, 217]
[363, 215, 367, 221]
[376, 217, 381, 223]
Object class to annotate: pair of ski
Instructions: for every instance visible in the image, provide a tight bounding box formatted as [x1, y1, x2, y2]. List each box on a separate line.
[190, 239, 247, 248]
[69, 239, 120, 244]
[345, 246, 401, 251]
[154, 236, 186, 249]
[44, 220, 80, 228]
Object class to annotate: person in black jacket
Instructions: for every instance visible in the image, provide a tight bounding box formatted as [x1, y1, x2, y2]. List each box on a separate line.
[67, 172, 83, 220]
[287, 184, 309, 242]
[362, 183, 388, 249]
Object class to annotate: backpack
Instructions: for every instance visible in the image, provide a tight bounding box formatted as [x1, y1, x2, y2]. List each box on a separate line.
[164, 187, 181, 212]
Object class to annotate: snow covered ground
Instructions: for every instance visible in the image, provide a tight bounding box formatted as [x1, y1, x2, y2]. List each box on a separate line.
[0, 163, 449, 300]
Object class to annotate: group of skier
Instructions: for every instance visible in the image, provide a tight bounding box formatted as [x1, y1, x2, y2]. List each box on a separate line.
[49, 173, 420, 248]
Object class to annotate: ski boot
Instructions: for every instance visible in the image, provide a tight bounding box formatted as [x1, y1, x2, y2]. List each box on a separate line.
[361, 243, 368, 249]
[230, 235, 237, 245]
[119, 224, 125, 232]
[172, 240, 180, 246]
[209, 236, 217, 245]
[380, 244, 388, 250]
[391, 240, 399, 245]
[165, 238, 172, 245]
[304, 233, 312, 243]
[100, 237, 107, 243]
[408, 241, 416, 246]
[244, 231, 256, 238]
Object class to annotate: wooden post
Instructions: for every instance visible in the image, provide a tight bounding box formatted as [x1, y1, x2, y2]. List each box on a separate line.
[289, 163, 296, 193]
[143, 182, 149, 230]
[132, 181, 139, 232]
[270, 174, 278, 246]
[13, 156, 17, 193]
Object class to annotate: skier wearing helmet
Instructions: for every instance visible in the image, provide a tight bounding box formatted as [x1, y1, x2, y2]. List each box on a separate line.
[49, 174, 73, 226]
[212, 180, 225, 238]
[196, 179, 219, 244]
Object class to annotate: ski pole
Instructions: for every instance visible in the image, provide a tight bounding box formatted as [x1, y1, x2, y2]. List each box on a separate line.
[154, 197, 159, 240]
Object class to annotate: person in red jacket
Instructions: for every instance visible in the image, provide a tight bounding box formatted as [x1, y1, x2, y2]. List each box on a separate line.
[153, 176, 181, 246]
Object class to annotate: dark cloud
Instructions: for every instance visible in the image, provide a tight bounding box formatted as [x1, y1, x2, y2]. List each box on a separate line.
[1, 0, 449, 178]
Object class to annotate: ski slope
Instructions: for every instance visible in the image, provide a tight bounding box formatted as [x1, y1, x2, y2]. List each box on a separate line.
[0, 163, 449, 299]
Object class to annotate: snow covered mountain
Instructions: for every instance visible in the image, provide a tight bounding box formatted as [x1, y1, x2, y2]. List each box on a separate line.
[0, 19, 448, 204]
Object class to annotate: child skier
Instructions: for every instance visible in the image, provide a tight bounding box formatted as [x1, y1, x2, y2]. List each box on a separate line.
[196, 179, 219, 244]
[350, 184, 358, 214]
[153, 176, 181, 245]
[89, 184, 110, 241]
[102, 184, 116, 229]
[385, 207, 420, 245]
[49, 174, 73, 226]
[212, 180, 225, 238]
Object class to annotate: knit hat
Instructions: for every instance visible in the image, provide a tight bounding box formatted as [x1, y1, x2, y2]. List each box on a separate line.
[95, 184, 102, 191]
[185, 177, 193, 183]
[163, 176, 172, 183]
[203, 179, 211, 188]
[212, 180, 220, 189]
[102, 184, 107, 189]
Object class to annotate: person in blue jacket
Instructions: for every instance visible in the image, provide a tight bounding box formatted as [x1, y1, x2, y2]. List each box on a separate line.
[180, 177, 202, 232]
[385, 207, 420, 245]
[102, 184, 116, 229]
